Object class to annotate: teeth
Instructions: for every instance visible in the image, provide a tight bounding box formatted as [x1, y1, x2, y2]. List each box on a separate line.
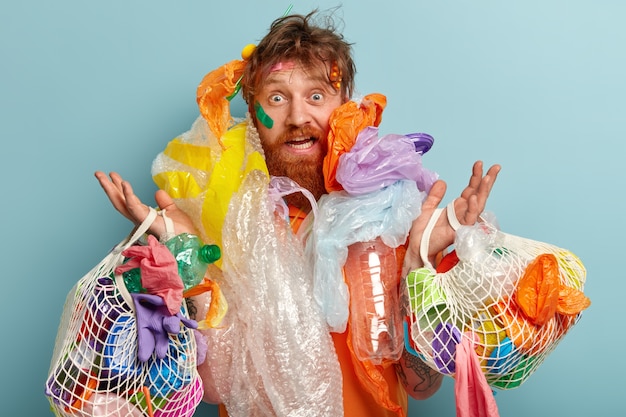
[290, 140, 313, 150]
[287, 137, 314, 150]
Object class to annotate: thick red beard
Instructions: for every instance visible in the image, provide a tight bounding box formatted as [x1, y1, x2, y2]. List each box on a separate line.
[262, 127, 328, 212]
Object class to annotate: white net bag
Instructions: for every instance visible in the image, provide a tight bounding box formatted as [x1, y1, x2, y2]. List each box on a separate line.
[45, 209, 203, 416]
[403, 203, 590, 390]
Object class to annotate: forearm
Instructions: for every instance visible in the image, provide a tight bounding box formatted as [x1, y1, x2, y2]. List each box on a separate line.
[395, 348, 443, 400]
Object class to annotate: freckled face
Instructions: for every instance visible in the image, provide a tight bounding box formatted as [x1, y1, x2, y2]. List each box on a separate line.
[253, 64, 344, 204]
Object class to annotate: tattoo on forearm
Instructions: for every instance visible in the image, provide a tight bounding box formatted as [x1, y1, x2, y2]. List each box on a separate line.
[396, 350, 443, 393]
[185, 297, 197, 320]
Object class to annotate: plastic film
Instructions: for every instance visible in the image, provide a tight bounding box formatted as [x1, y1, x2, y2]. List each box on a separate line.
[204, 170, 344, 416]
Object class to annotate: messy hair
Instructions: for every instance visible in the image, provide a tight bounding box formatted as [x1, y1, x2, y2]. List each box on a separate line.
[242, 10, 356, 104]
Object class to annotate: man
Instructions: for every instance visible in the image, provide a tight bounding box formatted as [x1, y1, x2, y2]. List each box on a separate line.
[96, 10, 500, 417]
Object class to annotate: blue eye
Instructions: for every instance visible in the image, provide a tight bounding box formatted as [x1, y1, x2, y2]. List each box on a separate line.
[270, 95, 283, 103]
[311, 93, 323, 101]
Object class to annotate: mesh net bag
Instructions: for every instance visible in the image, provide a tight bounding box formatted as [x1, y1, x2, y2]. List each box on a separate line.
[45, 208, 203, 416]
[403, 203, 590, 390]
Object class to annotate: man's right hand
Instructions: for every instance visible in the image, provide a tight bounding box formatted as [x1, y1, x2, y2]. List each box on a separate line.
[95, 171, 199, 239]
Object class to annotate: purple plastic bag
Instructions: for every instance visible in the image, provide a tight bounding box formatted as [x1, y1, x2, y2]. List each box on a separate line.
[336, 126, 438, 195]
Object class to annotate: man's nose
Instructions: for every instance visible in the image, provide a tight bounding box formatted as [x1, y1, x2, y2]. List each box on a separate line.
[286, 100, 312, 127]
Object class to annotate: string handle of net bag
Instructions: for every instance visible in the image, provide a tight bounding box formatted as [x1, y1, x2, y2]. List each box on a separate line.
[419, 202, 462, 269]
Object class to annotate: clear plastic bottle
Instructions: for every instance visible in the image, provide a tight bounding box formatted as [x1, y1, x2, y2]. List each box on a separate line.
[122, 234, 221, 293]
[343, 237, 403, 363]
[164, 233, 221, 291]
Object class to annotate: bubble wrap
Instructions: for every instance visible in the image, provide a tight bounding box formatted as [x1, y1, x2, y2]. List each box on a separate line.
[203, 170, 344, 417]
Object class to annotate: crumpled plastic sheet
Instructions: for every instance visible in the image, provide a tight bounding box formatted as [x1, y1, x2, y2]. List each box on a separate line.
[267, 176, 318, 226]
[308, 180, 425, 332]
[452, 221, 523, 309]
[202, 170, 344, 417]
[336, 126, 438, 195]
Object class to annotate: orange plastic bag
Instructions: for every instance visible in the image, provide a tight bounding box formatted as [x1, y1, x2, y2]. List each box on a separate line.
[516, 253, 590, 326]
[196, 59, 246, 142]
[515, 254, 560, 326]
[558, 285, 591, 315]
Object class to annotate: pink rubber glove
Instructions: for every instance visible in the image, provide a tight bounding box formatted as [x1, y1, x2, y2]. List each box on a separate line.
[115, 234, 184, 314]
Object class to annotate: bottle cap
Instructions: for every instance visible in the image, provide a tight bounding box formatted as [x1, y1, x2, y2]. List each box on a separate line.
[199, 244, 221, 264]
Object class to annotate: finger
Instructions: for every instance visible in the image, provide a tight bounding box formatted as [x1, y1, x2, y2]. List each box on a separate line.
[154, 190, 200, 236]
[137, 327, 156, 362]
[154, 329, 170, 359]
[95, 171, 132, 220]
[179, 315, 199, 329]
[422, 180, 447, 212]
[486, 164, 501, 184]
[460, 161, 484, 200]
[474, 164, 501, 212]
[155, 189, 177, 212]
[463, 194, 481, 224]
[163, 315, 182, 334]
[109, 171, 125, 189]
[402, 251, 422, 278]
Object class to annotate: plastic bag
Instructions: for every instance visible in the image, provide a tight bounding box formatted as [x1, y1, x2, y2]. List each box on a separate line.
[336, 126, 438, 195]
[151, 117, 268, 266]
[196, 59, 247, 141]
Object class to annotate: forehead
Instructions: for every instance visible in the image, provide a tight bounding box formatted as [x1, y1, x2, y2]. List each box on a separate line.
[259, 61, 332, 90]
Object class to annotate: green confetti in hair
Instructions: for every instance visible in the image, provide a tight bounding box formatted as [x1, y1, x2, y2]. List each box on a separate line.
[254, 101, 274, 129]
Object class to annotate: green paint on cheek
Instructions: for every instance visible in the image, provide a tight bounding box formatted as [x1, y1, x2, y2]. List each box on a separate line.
[254, 101, 274, 129]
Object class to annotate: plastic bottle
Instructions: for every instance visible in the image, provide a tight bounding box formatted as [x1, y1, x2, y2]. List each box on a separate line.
[122, 234, 221, 293]
[164, 233, 221, 291]
[343, 237, 403, 363]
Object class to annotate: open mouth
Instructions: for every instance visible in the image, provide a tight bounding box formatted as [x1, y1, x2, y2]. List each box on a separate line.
[286, 136, 317, 150]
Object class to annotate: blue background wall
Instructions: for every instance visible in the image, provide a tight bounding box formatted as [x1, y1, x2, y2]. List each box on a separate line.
[1, 1, 623, 415]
